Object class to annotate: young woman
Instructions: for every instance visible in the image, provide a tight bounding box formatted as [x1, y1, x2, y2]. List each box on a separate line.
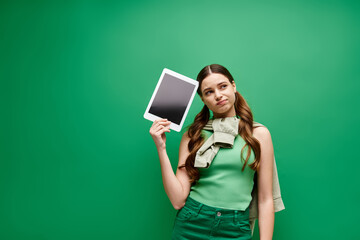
[149, 64, 275, 240]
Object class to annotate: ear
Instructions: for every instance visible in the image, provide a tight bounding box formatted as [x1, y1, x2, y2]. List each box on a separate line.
[232, 81, 236, 93]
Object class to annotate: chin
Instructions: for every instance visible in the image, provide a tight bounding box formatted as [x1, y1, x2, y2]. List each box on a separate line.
[213, 106, 235, 117]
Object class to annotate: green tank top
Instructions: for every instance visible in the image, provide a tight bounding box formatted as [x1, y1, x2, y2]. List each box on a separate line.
[189, 129, 256, 210]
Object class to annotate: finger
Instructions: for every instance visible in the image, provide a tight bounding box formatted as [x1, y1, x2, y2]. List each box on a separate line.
[156, 124, 171, 133]
[156, 127, 170, 135]
[153, 120, 171, 128]
[154, 118, 168, 123]
[157, 119, 170, 124]
[150, 123, 164, 133]
[152, 119, 164, 126]
[154, 124, 164, 132]
[155, 125, 170, 132]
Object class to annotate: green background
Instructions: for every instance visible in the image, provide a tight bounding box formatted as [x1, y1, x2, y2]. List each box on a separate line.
[1, 0, 359, 239]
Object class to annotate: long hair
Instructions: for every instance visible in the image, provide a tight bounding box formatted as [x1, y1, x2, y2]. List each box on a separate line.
[178, 64, 261, 185]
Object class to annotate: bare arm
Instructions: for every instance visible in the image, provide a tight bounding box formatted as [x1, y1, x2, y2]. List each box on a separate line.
[149, 119, 192, 209]
[254, 126, 275, 240]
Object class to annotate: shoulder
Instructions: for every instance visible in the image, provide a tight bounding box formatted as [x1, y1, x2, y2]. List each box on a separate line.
[181, 130, 191, 143]
[253, 124, 272, 143]
[182, 129, 210, 140]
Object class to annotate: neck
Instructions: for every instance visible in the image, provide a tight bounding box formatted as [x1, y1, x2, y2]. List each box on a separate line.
[213, 115, 237, 119]
[212, 109, 236, 119]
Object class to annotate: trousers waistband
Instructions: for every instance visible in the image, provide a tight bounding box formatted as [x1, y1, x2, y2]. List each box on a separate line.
[184, 196, 249, 220]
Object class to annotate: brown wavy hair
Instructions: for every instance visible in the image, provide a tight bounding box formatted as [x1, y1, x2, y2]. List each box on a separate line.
[178, 64, 261, 185]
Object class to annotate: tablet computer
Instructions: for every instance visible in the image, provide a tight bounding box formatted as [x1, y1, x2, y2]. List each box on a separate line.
[144, 68, 199, 132]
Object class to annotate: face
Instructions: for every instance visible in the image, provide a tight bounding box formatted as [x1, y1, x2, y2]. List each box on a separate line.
[200, 73, 237, 118]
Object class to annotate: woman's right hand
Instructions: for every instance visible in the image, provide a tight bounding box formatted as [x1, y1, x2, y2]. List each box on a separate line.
[149, 119, 171, 150]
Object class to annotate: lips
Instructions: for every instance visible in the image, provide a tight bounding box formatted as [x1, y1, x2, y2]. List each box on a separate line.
[216, 99, 227, 105]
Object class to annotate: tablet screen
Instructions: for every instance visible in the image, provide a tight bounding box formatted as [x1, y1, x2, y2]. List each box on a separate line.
[148, 73, 197, 125]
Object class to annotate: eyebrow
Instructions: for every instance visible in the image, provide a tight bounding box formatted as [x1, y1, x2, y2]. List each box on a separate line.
[202, 81, 228, 93]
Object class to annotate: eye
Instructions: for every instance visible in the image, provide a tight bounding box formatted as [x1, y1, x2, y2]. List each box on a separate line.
[220, 84, 227, 89]
[204, 90, 212, 96]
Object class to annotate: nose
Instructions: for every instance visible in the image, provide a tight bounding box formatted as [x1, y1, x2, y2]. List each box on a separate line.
[214, 90, 222, 100]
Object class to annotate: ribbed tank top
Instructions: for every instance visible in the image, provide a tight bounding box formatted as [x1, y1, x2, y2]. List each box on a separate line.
[189, 129, 256, 210]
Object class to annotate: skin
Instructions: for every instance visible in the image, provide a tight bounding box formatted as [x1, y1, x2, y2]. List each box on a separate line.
[200, 73, 237, 118]
[149, 73, 274, 239]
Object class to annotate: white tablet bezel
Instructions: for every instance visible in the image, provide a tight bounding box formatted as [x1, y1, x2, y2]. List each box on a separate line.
[144, 68, 199, 132]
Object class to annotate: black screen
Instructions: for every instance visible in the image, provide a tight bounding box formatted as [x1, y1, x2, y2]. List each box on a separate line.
[149, 73, 196, 125]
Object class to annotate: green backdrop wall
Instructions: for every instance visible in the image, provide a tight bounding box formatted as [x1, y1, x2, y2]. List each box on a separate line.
[1, 0, 359, 239]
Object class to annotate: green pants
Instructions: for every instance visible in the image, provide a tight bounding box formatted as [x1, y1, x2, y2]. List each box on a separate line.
[171, 196, 252, 240]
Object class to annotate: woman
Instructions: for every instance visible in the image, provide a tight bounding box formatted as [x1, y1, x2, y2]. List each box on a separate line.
[149, 64, 275, 239]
